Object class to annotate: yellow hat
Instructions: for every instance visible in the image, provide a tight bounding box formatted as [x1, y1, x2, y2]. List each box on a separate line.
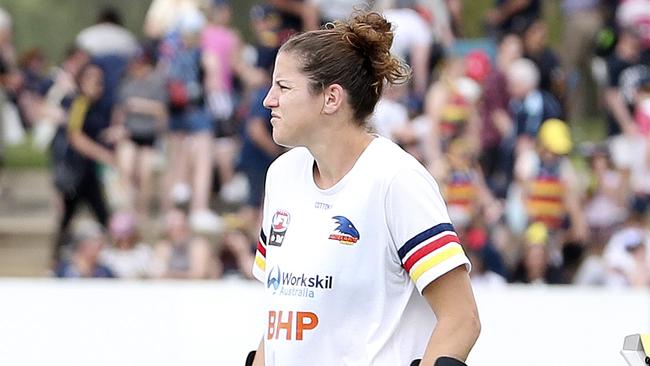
[538, 119, 572, 155]
[525, 222, 548, 246]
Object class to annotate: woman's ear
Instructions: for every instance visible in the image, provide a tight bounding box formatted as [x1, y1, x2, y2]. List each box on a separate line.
[321, 84, 345, 115]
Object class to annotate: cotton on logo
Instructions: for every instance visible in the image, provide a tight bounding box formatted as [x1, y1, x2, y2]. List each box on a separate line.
[267, 310, 319, 341]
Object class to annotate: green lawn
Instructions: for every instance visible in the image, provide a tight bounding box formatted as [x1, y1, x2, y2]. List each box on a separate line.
[4, 134, 49, 168]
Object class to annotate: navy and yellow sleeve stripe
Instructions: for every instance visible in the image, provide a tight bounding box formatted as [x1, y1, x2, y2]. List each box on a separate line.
[398, 223, 469, 291]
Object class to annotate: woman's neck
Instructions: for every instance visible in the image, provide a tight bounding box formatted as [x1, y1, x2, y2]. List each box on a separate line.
[309, 126, 373, 189]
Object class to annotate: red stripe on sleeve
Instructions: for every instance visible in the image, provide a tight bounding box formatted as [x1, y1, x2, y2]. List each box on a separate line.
[402, 234, 459, 272]
[257, 240, 266, 257]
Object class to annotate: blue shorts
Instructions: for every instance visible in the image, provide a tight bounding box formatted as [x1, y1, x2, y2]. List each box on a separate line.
[169, 107, 214, 133]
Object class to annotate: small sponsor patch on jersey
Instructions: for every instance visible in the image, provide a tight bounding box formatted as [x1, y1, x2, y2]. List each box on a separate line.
[269, 210, 291, 247]
[328, 215, 360, 245]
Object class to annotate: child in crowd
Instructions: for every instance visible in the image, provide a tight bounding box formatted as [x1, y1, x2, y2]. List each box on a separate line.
[100, 211, 153, 279]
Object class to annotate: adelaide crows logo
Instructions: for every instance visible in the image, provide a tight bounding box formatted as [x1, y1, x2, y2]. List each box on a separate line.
[328, 216, 360, 245]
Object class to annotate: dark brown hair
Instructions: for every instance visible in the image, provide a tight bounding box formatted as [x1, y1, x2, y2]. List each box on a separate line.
[280, 11, 411, 124]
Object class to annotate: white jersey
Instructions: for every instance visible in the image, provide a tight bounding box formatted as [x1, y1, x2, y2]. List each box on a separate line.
[252, 136, 470, 366]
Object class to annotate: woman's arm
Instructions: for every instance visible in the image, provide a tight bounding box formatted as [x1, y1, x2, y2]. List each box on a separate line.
[420, 266, 480, 364]
[252, 337, 265, 366]
[67, 97, 115, 166]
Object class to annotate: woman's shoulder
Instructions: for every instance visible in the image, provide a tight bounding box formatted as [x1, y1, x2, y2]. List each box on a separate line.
[370, 136, 425, 170]
[363, 137, 434, 184]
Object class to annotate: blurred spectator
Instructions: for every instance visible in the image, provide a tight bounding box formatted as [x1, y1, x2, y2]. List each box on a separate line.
[439, 138, 501, 231]
[510, 222, 565, 284]
[522, 19, 565, 104]
[478, 34, 523, 194]
[485, 0, 541, 37]
[561, 0, 603, 122]
[76, 6, 138, 57]
[609, 133, 650, 210]
[583, 143, 628, 242]
[384, 3, 433, 96]
[100, 211, 153, 279]
[55, 221, 115, 278]
[425, 57, 481, 174]
[162, 9, 223, 233]
[376, 0, 457, 48]
[242, 4, 281, 90]
[608, 76, 650, 211]
[266, 0, 310, 39]
[144, 0, 203, 42]
[52, 63, 114, 265]
[33, 46, 89, 152]
[18, 48, 49, 96]
[603, 205, 650, 287]
[201, 0, 244, 204]
[603, 26, 648, 137]
[236, 80, 283, 233]
[616, 0, 650, 59]
[505, 58, 563, 138]
[370, 83, 410, 141]
[218, 230, 256, 279]
[497, 58, 562, 188]
[77, 7, 138, 120]
[107, 46, 167, 215]
[511, 119, 587, 244]
[202, 0, 240, 132]
[151, 209, 218, 279]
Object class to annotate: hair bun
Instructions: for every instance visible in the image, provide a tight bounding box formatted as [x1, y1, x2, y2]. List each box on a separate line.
[332, 11, 410, 86]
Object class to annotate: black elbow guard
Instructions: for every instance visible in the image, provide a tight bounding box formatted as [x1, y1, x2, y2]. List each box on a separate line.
[434, 357, 468, 366]
[245, 350, 256, 366]
[410, 357, 468, 366]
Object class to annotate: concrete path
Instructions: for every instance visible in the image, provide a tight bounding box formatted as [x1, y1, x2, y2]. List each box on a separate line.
[0, 169, 55, 276]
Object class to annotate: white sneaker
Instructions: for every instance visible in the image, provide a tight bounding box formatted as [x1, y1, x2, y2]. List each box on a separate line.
[171, 183, 192, 206]
[189, 210, 224, 234]
[219, 173, 250, 204]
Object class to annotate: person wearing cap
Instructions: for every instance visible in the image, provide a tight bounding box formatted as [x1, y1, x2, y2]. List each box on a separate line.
[509, 221, 565, 284]
[513, 118, 587, 246]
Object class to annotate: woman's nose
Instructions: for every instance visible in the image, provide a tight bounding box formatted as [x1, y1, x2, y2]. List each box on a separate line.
[263, 87, 278, 109]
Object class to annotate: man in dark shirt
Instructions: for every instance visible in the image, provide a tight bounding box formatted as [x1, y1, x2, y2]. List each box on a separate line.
[604, 27, 649, 136]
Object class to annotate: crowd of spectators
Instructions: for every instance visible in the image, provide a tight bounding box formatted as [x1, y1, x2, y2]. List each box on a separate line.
[0, 0, 649, 287]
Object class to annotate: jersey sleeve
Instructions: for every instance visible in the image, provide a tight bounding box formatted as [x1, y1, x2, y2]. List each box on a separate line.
[385, 167, 470, 294]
